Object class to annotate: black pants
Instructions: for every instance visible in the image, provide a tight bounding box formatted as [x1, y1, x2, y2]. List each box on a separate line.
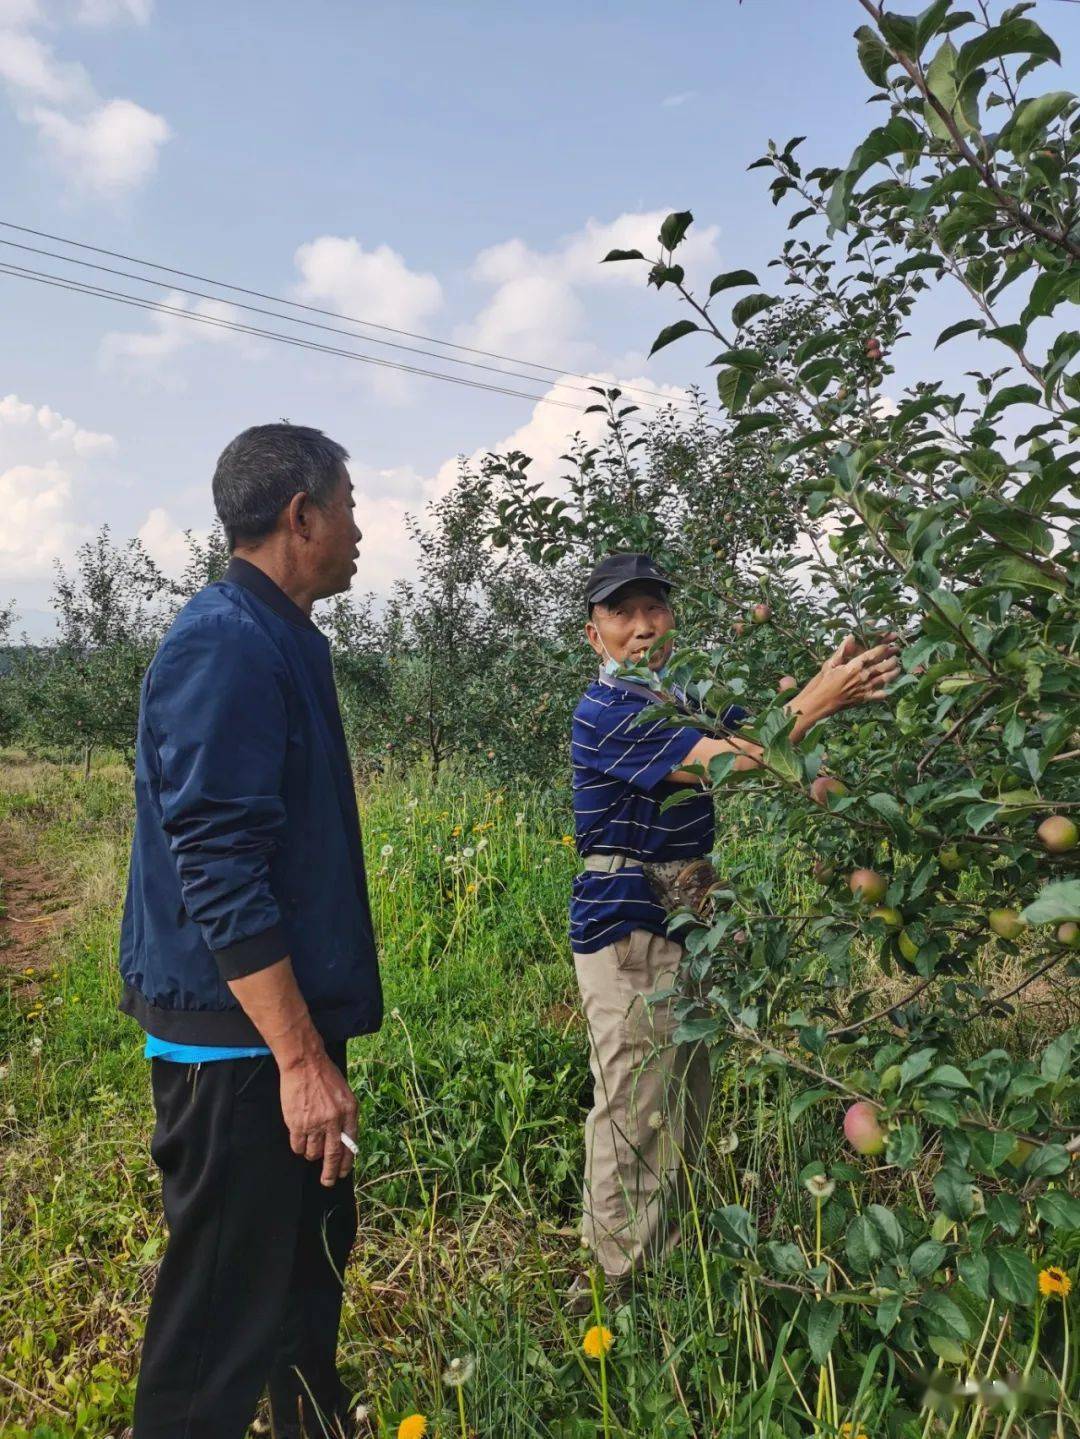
[134, 1045, 358, 1439]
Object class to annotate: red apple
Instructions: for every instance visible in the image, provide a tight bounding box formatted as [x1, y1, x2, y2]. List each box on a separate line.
[778, 675, 798, 694]
[849, 868, 888, 904]
[844, 1101, 885, 1156]
[1037, 815, 1078, 853]
[811, 776, 848, 807]
[812, 859, 836, 884]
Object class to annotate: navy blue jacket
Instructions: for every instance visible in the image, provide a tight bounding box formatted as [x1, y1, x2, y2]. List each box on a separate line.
[119, 558, 381, 1045]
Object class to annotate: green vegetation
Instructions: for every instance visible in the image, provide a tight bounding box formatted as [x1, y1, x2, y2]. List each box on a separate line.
[1, 758, 1074, 1438]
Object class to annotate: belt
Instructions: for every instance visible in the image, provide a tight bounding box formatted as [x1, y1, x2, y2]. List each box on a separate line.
[582, 852, 716, 915]
[583, 853, 643, 873]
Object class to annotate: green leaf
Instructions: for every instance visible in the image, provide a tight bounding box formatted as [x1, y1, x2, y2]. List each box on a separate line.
[936, 318, 984, 347]
[1023, 1144, 1070, 1180]
[855, 24, 894, 86]
[934, 1166, 975, 1222]
[649, 319, 700, 357]
[984, 383, 1042, 421]
[969, 1130, 1016, 1175]
[960, 1251, 990, 1301]
[957, 18, 1061, 78]
[730, 412, 783, 438]
[924, 1065, 973, 1090]
[1041, 1030, 1076, 1084]
[900, 1047, 937, 1089]
[763, 1241, 808, 1275]
[868, 1204, 905, 1255]
[712, 1203, 757, 1251]
[876, 1293, 903, 1336]
[732, 292, 778, 328]
[846, 1214, 883, 1274]
[659, 211, 694, 250]
[1000, 90, 1077, 152]
[911, 1240, 948, 1279]
[790, 1086, 834, 1122]
[887, 1123, 921, 1170]
[986, 1193, 1023, 1236]
[925, 38, 982, 140]
[989, 1248, 1037, 1306]
[807, 1302, 842, 1365]
[717, 365, 756, 415]
[827, 117, 922, 230]
[602, 248, 645, 263]
[708, 269, 758, 297]
[1036, 1191, 1080, 1231]
[1020, 880, 1080, 926]
[919, 1291, 971, 1343]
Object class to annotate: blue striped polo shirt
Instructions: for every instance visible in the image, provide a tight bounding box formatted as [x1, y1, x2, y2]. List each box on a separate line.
[570, 675, 715, 954]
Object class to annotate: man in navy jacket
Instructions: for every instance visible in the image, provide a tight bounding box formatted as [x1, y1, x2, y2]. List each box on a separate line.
[120, 423, 379, 1439]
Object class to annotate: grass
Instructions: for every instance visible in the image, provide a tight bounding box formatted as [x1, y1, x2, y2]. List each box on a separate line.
[0, 755, 1074, 1438]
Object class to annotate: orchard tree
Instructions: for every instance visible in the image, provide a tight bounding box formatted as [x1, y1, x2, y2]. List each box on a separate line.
[590, 1, 1077, 1429]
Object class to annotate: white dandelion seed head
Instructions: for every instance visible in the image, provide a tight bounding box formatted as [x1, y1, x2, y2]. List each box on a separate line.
[515, 812, 525, 825]
[354, 1402, 371, 1421]
[476, 837, 488, 850]
[804, 1173, 836, 1199]
[717, 1131, 739, 1155]
[29, 1035, 43, 1055]
[407, 797, 420, 809]
[647, 1110, 665, 1131]
[462, 846, 475, 858]
[442, 1355, 476, 1387]
[380, 844, 394, 857]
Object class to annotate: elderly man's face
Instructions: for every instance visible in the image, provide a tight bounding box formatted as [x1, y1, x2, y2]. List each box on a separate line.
[303, 465, 363, 599]
[585, 583, 675, 670]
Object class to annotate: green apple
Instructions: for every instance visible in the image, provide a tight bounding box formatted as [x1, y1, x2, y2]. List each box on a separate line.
[1056, 921, 1080, 949]
[988, 908, 1026, 941]
[898, 930, 920, 963]
[1037, 815, 1078, 854]
[870, 907, 902, 929]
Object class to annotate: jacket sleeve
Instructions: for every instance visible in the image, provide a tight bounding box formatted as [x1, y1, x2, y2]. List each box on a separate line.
[147, 616, 291, 980]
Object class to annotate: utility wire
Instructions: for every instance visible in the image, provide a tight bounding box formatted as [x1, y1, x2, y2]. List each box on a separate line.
[0, 261, 592, 411]
[0, 235, 684, 415]
[0, 219, 694, 413]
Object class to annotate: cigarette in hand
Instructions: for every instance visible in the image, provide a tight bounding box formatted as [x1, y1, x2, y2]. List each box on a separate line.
[340, 1132, 358, 1156]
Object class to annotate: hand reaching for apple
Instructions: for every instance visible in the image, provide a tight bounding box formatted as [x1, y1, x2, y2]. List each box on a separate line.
[795, 632, 901, 722]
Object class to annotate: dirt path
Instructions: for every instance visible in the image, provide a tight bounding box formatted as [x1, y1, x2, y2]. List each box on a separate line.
[0, 834, 71, 991]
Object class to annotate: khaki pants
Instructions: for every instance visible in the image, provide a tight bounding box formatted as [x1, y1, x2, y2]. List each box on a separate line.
[573, 928, 712, 1281]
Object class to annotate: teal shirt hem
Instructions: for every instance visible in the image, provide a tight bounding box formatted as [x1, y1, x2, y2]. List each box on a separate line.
[144, 1034, 270, 1063]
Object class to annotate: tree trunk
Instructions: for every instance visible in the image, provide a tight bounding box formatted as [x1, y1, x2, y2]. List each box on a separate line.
[83, 742, 92, 780]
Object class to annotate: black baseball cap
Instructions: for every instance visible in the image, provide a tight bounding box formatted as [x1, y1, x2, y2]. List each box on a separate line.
[584, 552, 675, 609]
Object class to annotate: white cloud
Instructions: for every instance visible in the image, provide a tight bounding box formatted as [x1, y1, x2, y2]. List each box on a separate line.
[99, 290, 256, 387]
[294, 236, 443, 331]
[661, 91, 697, 108]
[33, 96, 169, 193]
[465, 209, 721, 364]
[137, 505, 197, 576]
[0, 392, 116, 577]
[0, 3, 169, 195]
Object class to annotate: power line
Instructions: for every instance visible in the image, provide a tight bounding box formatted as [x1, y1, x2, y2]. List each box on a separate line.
[0, 261, 593, 411]
[0, 218, 693, 413]
[0, 234, 684, 415]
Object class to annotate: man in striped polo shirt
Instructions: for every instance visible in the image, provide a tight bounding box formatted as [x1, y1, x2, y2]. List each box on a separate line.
[569, 552, 899, 1306]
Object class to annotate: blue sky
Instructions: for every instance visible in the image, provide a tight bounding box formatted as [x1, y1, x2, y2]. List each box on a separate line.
[2, 0, 1077, 635]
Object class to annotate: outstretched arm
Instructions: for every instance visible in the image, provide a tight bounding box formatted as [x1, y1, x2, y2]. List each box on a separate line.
[670, 634, 900, 784]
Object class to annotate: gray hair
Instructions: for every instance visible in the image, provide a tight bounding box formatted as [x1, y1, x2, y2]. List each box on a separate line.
[212, 423, 350, 549]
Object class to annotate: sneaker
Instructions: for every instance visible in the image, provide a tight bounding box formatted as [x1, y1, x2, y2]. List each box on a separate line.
[563, 1271, 635, 1317]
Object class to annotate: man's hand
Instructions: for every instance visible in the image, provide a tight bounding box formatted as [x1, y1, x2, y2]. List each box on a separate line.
[280, 1050, 359, 1187]
[794, 632, 901, 723]
[226, 956, 359, 1187]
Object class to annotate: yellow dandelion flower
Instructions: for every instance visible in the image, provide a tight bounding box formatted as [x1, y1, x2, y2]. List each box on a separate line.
[466, 881, 478, 895]
[840, 1424, 869, 1439]
[1038, 1266, 1072, 1298]
[582, 1324, 613, 1359]
[451, 825, 462, 837]
[561, 834, 575, 846]
[397, 1415, 428, 1439]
